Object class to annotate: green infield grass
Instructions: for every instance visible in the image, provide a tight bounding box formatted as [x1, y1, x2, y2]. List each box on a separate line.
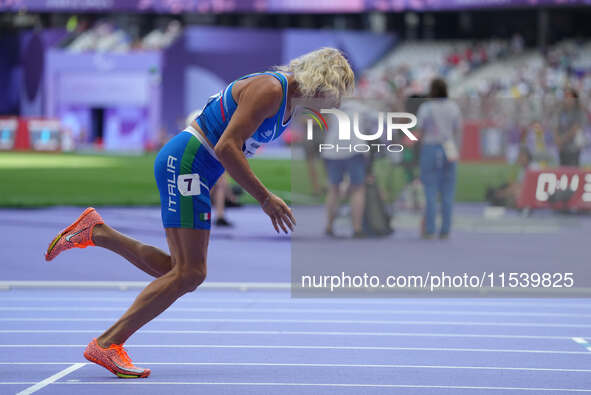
[0, 152, 515, 207]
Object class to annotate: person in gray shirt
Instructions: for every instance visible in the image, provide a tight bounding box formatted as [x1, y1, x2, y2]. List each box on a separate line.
[416, 78, 462, 239]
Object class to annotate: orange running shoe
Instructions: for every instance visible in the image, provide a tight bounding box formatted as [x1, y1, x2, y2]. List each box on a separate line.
[45, 207, 104, 262]
[84, 338, 151, 378]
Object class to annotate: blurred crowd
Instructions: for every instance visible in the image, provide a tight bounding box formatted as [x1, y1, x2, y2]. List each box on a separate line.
[462, 40, 591, 99]
[59, 17, 182, 52]
[358, 35, 525, 104]
[358, 37, 590, 167]
[359, 37, 591, 113]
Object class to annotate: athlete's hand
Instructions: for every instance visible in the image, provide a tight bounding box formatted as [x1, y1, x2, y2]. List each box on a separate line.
[261, 193, 296, 234]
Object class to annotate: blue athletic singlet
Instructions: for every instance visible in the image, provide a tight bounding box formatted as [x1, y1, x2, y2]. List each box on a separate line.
[197, 71, 292, 158]
[154, 71, 292, 230]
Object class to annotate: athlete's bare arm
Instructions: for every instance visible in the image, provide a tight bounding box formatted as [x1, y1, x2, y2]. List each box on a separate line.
[214, 76, 295, 233]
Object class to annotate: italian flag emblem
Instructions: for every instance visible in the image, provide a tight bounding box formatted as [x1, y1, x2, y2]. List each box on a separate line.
[200, 213, 211, 221]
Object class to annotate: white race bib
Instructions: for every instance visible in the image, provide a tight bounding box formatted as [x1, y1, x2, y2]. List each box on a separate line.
[177, 174, 201, 196]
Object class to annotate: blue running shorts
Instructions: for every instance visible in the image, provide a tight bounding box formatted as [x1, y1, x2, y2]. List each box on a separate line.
[154, 130, 224, 230]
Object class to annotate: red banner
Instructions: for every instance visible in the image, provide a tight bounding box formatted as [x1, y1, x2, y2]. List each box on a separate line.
[517, 168, 591, 210]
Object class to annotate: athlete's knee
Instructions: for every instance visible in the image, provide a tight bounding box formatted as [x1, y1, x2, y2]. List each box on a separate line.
[183, 267, 207, 292]
[173, 264, 207, 293]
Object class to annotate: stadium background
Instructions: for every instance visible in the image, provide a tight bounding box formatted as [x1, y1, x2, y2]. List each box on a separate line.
[0, 0, 589, 209]
[3, 2, 591, 394]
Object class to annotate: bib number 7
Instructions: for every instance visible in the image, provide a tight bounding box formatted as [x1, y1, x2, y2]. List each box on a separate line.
[177, 174, 201, 196]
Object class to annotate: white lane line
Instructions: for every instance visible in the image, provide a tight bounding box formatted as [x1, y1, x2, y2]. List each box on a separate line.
[2, 306, 590, 318]
[1, 317, 590, 327]
[2, 296, 591, 309]
[50, 381, 591, 392]
[0, 329, 581, 340]
[15, 363, 86, 395]
[0, 292, 591, 309]
[0, 281, 290, 290]
[0, 361, 78, 368]
[2, 361, 590, 372]
[0, 344, 589, 354]
[0, 382, 36, 385]
[571, 337, 591, 353]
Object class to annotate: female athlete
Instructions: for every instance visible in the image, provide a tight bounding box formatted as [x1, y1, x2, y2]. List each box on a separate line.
[44, 47, 354, 378]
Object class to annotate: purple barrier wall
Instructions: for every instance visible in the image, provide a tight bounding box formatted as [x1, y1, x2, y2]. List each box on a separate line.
[161, 33, 188, 135]
[181, 26, 283, 122]
[19, 29, 67, 117]
[0, 32, 20, 115]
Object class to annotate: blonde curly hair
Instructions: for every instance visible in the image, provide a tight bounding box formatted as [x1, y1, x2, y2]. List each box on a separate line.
[275, 47, 355, 103]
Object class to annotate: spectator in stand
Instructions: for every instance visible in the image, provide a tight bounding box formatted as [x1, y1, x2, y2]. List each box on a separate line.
[554, 87, 585, 166]
[417, 78, 462, 240]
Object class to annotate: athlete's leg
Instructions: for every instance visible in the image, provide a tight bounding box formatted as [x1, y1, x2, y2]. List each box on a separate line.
[92, 224, 172, 278]
[44, 207, 171, 278]
[96, 227, 208, 347]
